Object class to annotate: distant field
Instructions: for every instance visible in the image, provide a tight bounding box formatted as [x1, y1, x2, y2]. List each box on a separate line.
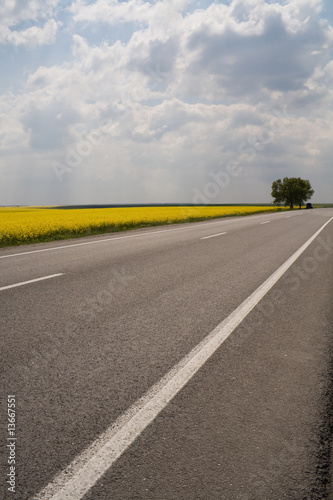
[0, 205, 289, 247]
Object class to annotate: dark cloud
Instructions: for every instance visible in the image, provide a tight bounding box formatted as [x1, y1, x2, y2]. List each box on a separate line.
[185, 9, 329, 99]
[126, 36, 179, 90]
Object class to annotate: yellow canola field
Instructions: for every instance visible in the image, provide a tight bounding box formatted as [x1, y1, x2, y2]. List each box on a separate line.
[0, 205, 287, 247]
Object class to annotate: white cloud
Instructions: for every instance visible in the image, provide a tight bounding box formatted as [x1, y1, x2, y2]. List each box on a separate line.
[0, 0, 61, 48]
[0, 0, 59, 25]
[70, 0, 189, 31]
[5, 19, 60, 49]
[70, 0, 152, 26]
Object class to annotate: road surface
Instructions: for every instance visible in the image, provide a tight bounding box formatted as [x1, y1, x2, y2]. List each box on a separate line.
[1, 208, 333, 499]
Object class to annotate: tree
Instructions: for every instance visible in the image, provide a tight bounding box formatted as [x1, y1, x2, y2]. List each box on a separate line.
[271, 177, 314, 209]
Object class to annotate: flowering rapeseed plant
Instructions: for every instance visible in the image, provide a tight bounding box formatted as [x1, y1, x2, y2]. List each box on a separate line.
[0, 206, 287, 247]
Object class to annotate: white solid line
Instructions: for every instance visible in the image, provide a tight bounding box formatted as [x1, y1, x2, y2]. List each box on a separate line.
[200, 232, 227, 240]
[0, 213, 290, 260]
[0, 274, 64, 292]
[32, 216, 333, 500]
[260, 221, 271, 225]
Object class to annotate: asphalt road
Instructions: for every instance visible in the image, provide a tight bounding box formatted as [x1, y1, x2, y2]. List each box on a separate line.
[1, 209, 333, 499]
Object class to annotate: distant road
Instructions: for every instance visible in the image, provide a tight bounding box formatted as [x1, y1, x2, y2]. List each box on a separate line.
[1, 209, 333, 499]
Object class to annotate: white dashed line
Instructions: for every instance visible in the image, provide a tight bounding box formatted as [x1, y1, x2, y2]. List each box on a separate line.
[0, 274, 64, 292]
[260, 221, 271, 225]
[200, 232, 227, 240]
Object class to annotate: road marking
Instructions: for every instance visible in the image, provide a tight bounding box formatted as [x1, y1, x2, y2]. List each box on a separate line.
[260, 221, 271, 224]
[200, 232, 227, 240]
[0, 213, 290, 259]
[32, 216, 333, 500]
[285, 216, 291, 218]
[0, 274, 64, 291]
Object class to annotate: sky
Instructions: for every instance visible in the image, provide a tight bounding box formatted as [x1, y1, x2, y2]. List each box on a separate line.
[0, 0, 332, 205]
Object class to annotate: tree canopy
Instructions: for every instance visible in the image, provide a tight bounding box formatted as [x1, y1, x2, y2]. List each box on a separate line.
[271, 177, 314, 209]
